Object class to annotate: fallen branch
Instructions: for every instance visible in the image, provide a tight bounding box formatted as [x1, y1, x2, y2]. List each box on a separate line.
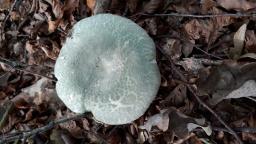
[141, 13, 256, 18]
[213, 127, 256, 133]
[156, 45, 244, 144]
[0, 113, 89, 144]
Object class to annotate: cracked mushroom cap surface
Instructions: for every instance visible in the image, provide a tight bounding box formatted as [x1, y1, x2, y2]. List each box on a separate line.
[54, 14, 161, 125]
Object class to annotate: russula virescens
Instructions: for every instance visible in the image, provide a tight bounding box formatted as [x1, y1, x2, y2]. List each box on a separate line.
[54, 14, 161, 125]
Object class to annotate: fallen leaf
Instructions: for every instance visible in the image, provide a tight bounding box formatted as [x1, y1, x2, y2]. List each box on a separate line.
[87, 0, 96, 11]
[168, 108, 212, 138]
[161, 84, 187, 107]
[184, 19, 214, 43]
[217, 0, 256, 11]
[177, 58, 205, 74]
[139, 109, 169, 132]
[239, 53, 256, 60]
[201, 0, 216, 12]
[22, 78, 49, 97]
[127, 0, 140, 13]
[140, 108, 212, 138]
[210, 80, 256, 104]
[245, 30, 256, 53]
[161, 38, 182, 61]
[198, 62, 256, 105]
[230, 23, 247, 59]
[0, 0, 11, 9]
[56, 110, 83, 138]
[143, 0, 164, 14]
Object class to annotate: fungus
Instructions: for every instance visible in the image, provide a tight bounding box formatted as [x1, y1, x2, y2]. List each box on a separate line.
[54, 14, 161, 125]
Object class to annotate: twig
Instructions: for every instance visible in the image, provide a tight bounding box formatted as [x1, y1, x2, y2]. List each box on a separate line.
[187, 86, 243, 144]
[0, 113, 89, 144]
[213, 127, 256, 133]
[156, 45, 243, 144]
[246, 97, 256, 103]
[0, 57, 57, 82]
[193, 45, 223, 60]
[141, 13, 256, 18]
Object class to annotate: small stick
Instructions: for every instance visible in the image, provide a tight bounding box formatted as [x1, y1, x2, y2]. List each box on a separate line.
[213, 127, 256, 133]
[0, 113, 89, 143]
[0, 57, 56, 82]
[156, 45, 243, 144]
[141, 13, 256, 18]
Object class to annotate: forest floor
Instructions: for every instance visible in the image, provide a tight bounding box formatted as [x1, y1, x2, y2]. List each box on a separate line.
[0, 0, 256, 144]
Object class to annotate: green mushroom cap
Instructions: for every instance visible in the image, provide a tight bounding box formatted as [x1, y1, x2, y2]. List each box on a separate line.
[54, 14, 161, 125]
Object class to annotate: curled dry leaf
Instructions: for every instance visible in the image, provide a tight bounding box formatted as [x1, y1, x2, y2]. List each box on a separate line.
[47, 0, 79, 32]
[139, 109, 169, 132]
[230, 23, 247, 59]
[140, 108, 212, 138]
[216, 0, 256, 11]
[210, 80, 256, 104]
[184, 19, 214, 43]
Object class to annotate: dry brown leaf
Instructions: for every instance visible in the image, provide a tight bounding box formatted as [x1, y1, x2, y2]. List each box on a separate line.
[230, 23, 247, 59]
[217, 0, 256, 11]
[143, 0, 163, 13]
[161, 38, 182, 61]
[184, 19, 214, 43]
[87, 0, 96, 11]
[212, 7, 234, 28]
[201, 0, 216, 12]
[127, 0, 140, 13]
[245, 30, 256, 53]
[56, 110, 83, 138]
[50, 129, 75, 144]
[0, 0, 11, 9]
[161, 84, 187, 107]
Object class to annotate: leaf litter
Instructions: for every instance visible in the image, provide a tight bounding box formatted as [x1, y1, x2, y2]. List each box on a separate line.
[0, 0, 256, 143]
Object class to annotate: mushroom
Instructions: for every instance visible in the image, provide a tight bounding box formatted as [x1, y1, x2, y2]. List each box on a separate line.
[54, 14, 161, 125]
